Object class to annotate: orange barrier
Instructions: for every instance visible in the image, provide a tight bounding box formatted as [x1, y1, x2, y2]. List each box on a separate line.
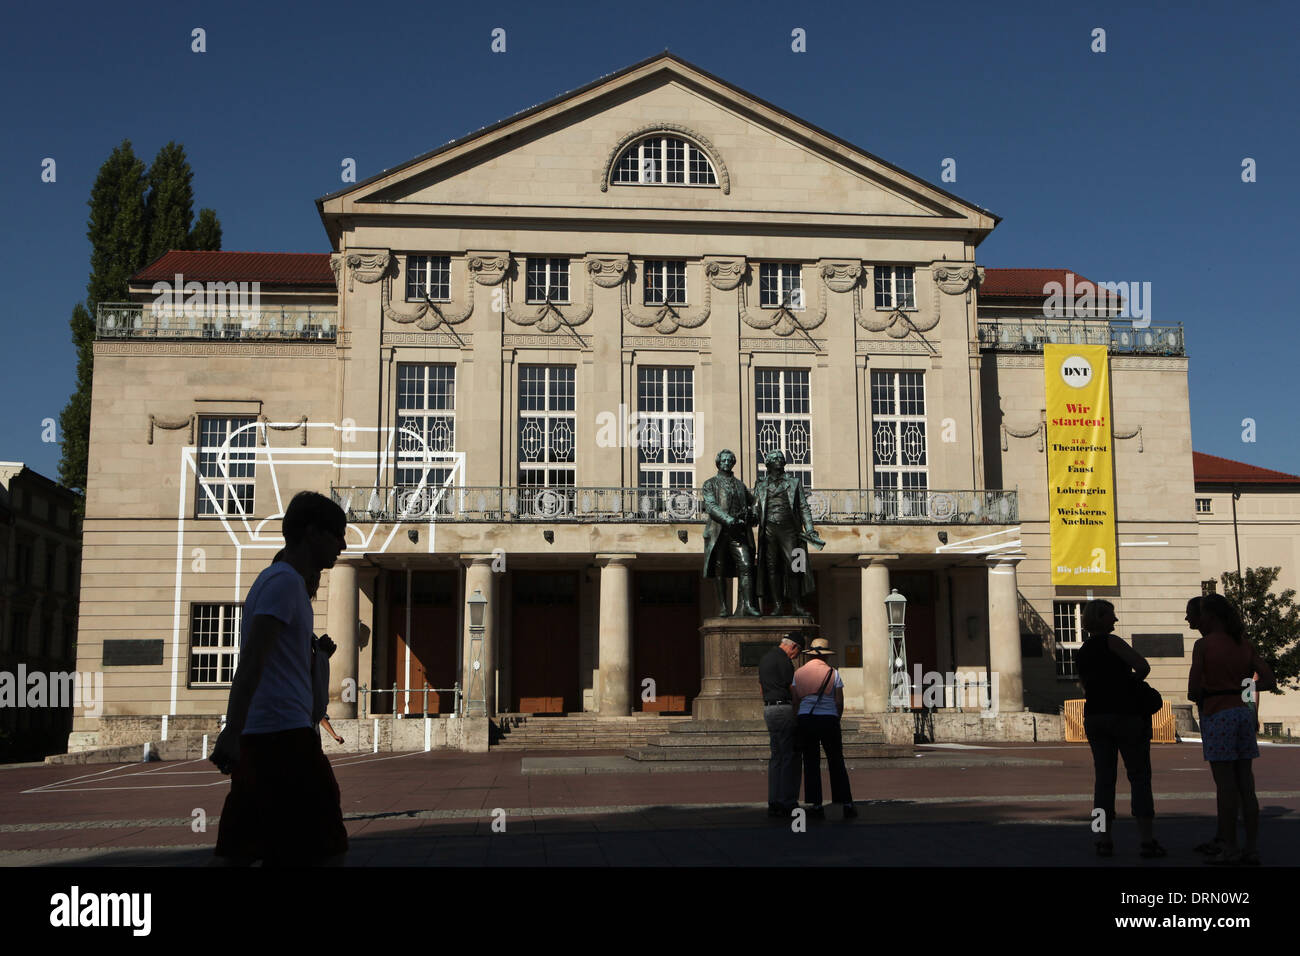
[1064, 699, 1176, 743]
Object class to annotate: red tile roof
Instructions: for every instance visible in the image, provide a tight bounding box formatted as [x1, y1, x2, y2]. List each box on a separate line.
[980, 268, 1100, 298]
[133, 251, 335, 287]
[1193, 451, 1300, 485]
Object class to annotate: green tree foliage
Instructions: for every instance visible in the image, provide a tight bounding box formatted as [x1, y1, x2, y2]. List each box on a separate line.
[1220, 566, 1300, 692]
[59, 141, 148, 503]
[86, 141, 147, 315]
[144, 141, 195, 264]
[56, 303, 94, 499]
[189, 207, 223, 250]
[57, 140, 224, 507]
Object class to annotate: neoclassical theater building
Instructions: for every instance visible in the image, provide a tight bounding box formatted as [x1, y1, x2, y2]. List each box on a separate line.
[72, 53, 1201, 751]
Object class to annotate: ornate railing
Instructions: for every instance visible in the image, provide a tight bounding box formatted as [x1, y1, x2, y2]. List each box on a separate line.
[96, 302, 337, 340]
[977, 319, 1184, 355]
[331, 486, 1018, 525]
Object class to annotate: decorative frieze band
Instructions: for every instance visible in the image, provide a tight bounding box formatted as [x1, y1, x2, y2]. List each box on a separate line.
[503, 333, 593, 349]
[382, 332, 472, 348]
[622, 335, 710, 350]
[739, 337, 826, 353]
[855, 339, 936, 354]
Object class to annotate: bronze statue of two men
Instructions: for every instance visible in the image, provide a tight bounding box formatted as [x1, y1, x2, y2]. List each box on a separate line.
[702, 448, 825, 617]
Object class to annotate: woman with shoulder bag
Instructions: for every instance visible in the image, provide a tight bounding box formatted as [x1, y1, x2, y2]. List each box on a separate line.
[792, 638, 856, 820]
[1076, 599, 1164, 858]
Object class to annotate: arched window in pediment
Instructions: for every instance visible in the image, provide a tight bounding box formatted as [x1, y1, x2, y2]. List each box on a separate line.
[609, 132, 720, 187]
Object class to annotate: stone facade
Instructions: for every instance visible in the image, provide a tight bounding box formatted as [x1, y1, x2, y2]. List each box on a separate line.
[68, 54, 1210, 751]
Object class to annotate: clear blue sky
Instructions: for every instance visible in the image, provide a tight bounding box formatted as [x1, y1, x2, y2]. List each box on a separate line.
[2, 0, 1296, 483]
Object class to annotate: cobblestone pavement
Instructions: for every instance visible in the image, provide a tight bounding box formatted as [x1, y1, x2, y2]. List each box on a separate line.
[2, 742, 1296, 866]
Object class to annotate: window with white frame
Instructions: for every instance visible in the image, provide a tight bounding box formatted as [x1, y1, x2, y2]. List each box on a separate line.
[406, 255, 451, 301]
[197, 416, 256, 517]
[190, 603, 242, 686]
[612, 135, 717, 186]
[871, 371, 928, 517]
[1053, 601, 1085, 680]
[526, 258, 569, 303]
[1195, 497, 1212, 514]
[396, 364, 456, 515]
[755, 369, 813, 488]
[518, 366, 576, 496]
[759, 263, 804, 309]
[637, 368, 695, 493]
[874, 265, 916, 310]
[643, 260, 687, 306]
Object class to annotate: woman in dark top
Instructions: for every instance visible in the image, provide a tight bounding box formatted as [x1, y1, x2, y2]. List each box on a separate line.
[1188, 593, 1276, 865]
[1076, 599, 1164, 857]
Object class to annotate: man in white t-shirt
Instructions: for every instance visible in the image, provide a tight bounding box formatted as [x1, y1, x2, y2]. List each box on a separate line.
[211, 491, 350, 866]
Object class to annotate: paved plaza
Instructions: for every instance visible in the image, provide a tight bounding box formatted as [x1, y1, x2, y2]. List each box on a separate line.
[1, 742, 1296, 867]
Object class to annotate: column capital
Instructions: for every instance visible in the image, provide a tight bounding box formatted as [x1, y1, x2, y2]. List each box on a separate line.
[331, 556, 365, 570]
[984, 552, 1027, 568]
[460, 553, 498, 568]
[595, 553, 636, 566]
[856, 553, 901, 567]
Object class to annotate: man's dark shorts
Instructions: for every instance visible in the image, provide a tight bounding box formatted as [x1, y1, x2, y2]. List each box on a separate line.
[214, 727, 348, 865]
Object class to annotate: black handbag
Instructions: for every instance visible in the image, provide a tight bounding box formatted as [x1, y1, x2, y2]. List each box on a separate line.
[1133, 678, 1163, 716]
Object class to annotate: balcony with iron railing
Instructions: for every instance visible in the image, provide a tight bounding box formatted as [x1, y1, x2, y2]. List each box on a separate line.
[96, 302, 338, 341]
[331, 485, 1019, 525]
[977, 318, 1184, 355]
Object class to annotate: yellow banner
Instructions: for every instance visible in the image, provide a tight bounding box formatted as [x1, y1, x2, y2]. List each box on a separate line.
[1044, 344, 1117, 586]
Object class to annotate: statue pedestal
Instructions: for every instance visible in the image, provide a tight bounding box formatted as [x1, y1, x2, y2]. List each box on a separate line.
[694, 616, 819, 721]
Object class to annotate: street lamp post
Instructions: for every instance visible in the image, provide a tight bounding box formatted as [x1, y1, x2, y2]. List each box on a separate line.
[466, 588, 488, 717]
[885, 588, 909, 711]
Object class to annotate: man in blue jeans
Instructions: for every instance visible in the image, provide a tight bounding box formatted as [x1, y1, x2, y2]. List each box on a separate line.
[759, 633, 803, 817]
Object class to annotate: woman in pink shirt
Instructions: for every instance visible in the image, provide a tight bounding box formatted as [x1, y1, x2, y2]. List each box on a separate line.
[1187, 593, 1277, 865]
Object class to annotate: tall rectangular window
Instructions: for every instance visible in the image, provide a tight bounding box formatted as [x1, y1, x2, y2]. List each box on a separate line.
[871, 370, 928, 517]
[396, 364, 457, 514]
[1053, 601, 1085, 680]
[874, 265, 916, 309]
[755, 368, 813, 488]
[406, 255, 451, 301]
[637, 367, 695, 493]
[190, 603, 243, 686]
[518, 366, 576, 500]
[526, 258, 570, 303]
[643, 261, 687, 306]
[759, 263, 804, 309]
[197, 417, 256, 517]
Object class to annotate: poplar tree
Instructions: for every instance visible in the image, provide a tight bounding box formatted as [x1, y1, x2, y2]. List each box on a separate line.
[59, 141, 148, 503]
[143, 141, 195, 263]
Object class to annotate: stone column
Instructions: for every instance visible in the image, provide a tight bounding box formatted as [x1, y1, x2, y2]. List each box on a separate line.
[596, 554, 634, 716]
[858, 554, 897, 713]
[326, 559, 360, 718]
[986, 554, 1026, 714]
[462, 555, 496, 716]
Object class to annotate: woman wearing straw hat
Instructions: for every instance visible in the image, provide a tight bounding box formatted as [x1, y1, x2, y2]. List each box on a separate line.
[792, 638, 856, 819]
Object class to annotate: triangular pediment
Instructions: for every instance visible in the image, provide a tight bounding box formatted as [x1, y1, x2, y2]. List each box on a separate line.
[318, 54, 996, 236]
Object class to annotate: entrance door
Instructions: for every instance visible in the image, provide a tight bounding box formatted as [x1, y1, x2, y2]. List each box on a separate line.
[511, 571, 580, 714]
[633, 571, 700, 713]
[388, 571, 458, 715]
[891, 570, 937, 709]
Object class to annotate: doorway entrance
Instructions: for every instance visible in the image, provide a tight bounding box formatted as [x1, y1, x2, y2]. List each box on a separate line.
[387, 570, 458, 715]
[633, 571, 700, 713]
[511, 571, 580, 714]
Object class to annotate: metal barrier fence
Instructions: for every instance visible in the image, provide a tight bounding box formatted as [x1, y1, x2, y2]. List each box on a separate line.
[359, 683, 462, 719]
